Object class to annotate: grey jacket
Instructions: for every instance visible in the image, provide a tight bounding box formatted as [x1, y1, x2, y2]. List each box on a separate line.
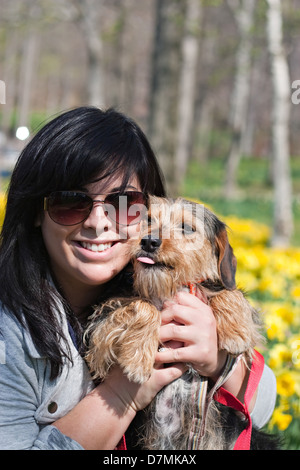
[0, 306, 277, 450]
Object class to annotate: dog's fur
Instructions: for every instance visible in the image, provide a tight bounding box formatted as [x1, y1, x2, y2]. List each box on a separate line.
[85, 197, 278, 450]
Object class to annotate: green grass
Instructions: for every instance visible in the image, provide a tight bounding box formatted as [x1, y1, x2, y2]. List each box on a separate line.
[183, 156, 300, 245]
[280, 418, 300, 450]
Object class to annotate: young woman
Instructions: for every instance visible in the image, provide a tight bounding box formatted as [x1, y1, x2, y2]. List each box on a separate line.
[0, 107, 276, 450]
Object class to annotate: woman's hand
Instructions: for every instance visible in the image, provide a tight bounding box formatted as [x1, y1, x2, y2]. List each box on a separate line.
[156, 290, 257, 410]
[156, 290, 227, 379]
[102, 360, 187, 414]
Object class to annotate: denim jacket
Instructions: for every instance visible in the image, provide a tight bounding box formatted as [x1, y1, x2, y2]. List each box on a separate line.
[0, 305, 276, 450]
[0, 305, 94, 450]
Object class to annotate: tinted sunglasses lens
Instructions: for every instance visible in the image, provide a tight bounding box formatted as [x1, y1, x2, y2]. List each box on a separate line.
[47, 192, 92, 225]
[105, 191, 146, 225]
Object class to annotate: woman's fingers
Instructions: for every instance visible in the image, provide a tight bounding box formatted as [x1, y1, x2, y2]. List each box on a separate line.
[161, 291, 213, 326]
[157, 290, 223, 377]
[152, 361, 188, 389]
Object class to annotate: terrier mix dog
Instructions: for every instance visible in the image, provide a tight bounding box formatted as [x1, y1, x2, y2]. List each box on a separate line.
[85, 197, 278, 450]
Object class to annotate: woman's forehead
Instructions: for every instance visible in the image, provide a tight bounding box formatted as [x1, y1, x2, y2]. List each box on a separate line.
[83, 173, 141, 194]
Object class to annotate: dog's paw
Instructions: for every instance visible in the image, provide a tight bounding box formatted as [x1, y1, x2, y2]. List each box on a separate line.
[118, 346, 154, 384]
[219, 336, 251, 356]
[122, 362, 152, 384]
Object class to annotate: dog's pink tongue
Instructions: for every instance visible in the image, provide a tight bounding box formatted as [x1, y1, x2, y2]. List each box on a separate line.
[137, 256, 155, 265]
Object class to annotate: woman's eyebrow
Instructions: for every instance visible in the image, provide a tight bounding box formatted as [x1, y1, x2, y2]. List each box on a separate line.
[81, 184, 139, 193]
[109, 185, 138, 192]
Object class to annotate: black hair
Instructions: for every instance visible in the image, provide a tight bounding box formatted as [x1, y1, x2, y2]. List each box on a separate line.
[0, 106, 166, 379]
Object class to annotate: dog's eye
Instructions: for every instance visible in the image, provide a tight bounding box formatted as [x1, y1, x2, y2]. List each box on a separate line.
[182, 223, 195, 234]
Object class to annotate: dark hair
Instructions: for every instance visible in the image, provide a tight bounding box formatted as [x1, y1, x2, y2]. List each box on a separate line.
[0, 106, 166, 379]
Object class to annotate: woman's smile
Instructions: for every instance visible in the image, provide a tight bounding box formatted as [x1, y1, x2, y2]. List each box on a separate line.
[72, 239, 124, 259]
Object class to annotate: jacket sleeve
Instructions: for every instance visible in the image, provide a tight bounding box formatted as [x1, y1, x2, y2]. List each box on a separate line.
[250, 363, 277, 429]
[0, 310, 84, 450]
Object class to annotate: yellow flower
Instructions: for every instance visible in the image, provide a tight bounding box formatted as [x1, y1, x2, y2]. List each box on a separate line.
[0, 193, 6, 228]
[269, 406, 293, 431]
[291, 286, 300, 298]
[275, 304, 295, 325]
[257, 268, 288, 298]
[236, 271, 259, 292]
[264, 313, 288, 341]
[234, 247, 262, 273]
[289, 337, 300, 370]
[269, 344, 293, 370]
[225, 216, 270, 247]
[293, 373, 300, 397]
[277, 372, 296, 397]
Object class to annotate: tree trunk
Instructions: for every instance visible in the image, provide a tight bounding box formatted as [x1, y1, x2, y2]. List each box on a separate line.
[75, 0, 105, 108]
[224, 0, 255, 198]
[147, 0, 184, 194]
[17, 31, 38, 130]
[266, 0, 293, 247]
[1, 32, 19, 134]
[174, 0, 202, 193]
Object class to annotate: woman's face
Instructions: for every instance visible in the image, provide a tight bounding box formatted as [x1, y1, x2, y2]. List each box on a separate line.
[40, 174, 143, 307]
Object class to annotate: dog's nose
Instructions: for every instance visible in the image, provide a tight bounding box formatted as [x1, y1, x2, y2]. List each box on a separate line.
[141, 235, 162, 253]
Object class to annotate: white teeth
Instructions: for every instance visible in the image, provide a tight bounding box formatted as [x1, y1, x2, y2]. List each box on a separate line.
[81, 241, 113, 252]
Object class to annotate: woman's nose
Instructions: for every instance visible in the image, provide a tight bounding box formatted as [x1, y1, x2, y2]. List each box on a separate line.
[82, 203, 113, 235]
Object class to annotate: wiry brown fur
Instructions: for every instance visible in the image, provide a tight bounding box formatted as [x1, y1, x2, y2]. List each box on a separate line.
[85, 197, 268, 449]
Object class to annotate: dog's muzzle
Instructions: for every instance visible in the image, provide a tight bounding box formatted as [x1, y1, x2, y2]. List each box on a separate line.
[140, 235, 162, 253]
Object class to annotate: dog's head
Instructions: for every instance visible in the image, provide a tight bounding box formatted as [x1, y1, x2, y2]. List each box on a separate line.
[129, 197, 237, 300]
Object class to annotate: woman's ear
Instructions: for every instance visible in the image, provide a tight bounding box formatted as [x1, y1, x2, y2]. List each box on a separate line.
[215, 229, 237, 291]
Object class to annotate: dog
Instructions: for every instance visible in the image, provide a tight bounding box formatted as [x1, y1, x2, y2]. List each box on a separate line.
[85, 196, 279, 450]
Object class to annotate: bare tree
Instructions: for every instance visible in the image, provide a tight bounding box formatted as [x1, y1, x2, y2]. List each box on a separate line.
[174, 0, 202, 193]
[73, 0, 105, 108]
[194, 28, 217, 165]
[266, 0, 293, 246]
[147, 0, 184, 194]
[1, 31, 19, 133]
[17, 31, 39, 130]
[224, 0, 256, 198]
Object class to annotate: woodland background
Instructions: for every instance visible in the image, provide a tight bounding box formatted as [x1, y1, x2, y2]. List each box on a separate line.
[1, 0, 300, 246]
[0, 0, 300, 448]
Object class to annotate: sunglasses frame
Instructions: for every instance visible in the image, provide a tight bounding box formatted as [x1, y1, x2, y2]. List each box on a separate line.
[43, 190, 147, 226]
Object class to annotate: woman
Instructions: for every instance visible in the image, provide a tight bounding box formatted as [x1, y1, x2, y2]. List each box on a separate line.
[0, 107, 276, 450]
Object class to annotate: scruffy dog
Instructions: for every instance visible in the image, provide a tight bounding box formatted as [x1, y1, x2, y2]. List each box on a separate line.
[85, 197, 278, 450]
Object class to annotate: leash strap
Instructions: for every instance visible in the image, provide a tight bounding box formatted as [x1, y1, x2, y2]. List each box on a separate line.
[187, 282, 242, 449]
[189, 353, 240, 449]
[214, 350, 265, 450]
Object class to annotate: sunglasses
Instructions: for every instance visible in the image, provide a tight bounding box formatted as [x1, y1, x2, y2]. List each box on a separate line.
[44, 190, 147, 226]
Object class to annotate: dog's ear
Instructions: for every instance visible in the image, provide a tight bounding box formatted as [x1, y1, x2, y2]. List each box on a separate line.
[215, 229, 237, 290]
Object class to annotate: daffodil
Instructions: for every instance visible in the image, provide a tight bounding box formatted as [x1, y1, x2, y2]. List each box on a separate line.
[264, 313, 289, 342]
[0, 193, 6, 228]
[291, 286, 300, 299]
[236, 271, 259, 292]
[289, 337, 300, 370]
[277, 372, 296, 397]
[269, 406, 293, 431]
[269, 344, 293, 370]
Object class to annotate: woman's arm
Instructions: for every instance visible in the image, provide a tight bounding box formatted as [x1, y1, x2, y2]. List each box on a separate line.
[53, 363, 185, 450]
